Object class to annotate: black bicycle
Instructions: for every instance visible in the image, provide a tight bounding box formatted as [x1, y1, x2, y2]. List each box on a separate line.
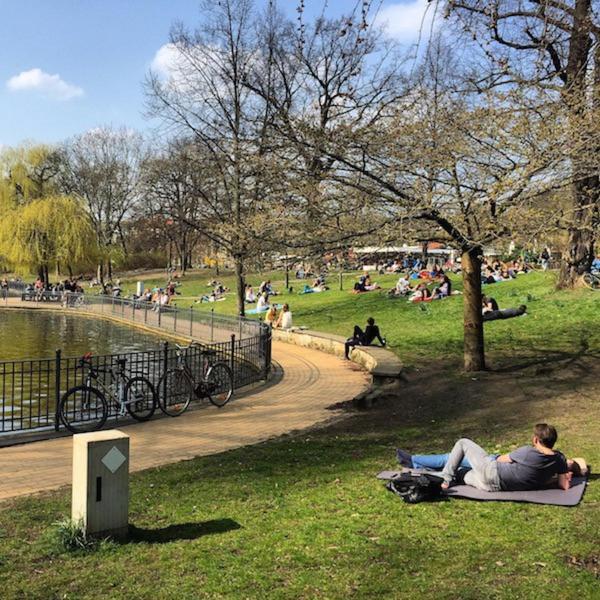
[58, 353, 157, 434]
[158, 343, 234, 416]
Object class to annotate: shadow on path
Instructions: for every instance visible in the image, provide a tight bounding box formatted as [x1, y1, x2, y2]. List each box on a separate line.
[127, 518, 241, 544]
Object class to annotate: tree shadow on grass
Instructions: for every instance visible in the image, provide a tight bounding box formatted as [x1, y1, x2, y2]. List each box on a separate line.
[491, 334, 600, 375]
[127, 518, 241, 544]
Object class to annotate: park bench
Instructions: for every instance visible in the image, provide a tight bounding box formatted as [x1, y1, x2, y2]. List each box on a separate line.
[21, 291, 63, 303]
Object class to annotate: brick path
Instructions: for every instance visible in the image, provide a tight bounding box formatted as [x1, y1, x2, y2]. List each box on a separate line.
[0, 333, 369, 501]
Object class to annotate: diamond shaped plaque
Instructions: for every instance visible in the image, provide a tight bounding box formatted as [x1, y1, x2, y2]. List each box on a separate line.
[101, 446, 126, 473]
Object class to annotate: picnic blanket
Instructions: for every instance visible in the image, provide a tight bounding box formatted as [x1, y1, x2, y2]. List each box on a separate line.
[377, 470, 588, 506]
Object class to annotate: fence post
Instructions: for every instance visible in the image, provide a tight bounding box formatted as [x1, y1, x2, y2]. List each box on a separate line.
[158, 306, 162, 328]
[162, 341, 169, 404]
[144, 303, 148, 324]
[230, 334, 235, 383]
[211, 309, 214, 342]
[54, 349, 61, 431]
[189, 305, 193, 337]
[173, 308, 177, 332]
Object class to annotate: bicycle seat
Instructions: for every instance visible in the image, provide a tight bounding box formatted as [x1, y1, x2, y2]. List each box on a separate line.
[117, 358, 127, 368]
[200, 349, 217, 356]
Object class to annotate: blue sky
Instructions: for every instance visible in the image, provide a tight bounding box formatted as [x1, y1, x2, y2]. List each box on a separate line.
[0, 0, 432, 148]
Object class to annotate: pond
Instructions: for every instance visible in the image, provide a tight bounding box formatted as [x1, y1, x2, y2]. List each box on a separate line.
[0, 309, 162, 361]
[0, 309, 166, 434]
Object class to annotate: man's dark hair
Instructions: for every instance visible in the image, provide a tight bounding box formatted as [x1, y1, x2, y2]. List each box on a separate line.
[534, 423, 558, 448]
[367, 317, 375, 326]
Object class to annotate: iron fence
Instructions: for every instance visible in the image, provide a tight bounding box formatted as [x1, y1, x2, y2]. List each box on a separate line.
[0, 292, 271, 436]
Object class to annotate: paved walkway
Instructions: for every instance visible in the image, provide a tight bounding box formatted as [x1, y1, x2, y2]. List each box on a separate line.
[0, 339, 368, 502]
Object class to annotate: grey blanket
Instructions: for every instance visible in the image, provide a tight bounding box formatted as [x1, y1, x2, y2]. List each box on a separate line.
[377, 470, 588, 507]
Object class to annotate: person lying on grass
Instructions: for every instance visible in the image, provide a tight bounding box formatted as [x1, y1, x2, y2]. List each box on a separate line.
[344, 317, 386, 359]
[397, 424, 575, 493]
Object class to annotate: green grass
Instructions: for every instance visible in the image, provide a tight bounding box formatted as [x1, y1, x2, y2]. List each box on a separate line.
[0, 270, 599, 598]
[122, 269, 600, 368]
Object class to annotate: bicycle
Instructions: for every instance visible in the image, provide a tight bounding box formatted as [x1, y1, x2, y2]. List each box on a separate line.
[58, 353, 157, 434]
[583, 271, 600, 290]
[158, 342, 234, 416]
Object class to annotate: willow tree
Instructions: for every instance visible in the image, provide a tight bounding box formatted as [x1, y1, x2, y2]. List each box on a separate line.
[0, 196, 96, 282]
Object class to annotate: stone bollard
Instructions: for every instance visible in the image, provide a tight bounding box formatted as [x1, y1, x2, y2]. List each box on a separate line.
[72, 430, 130, 540]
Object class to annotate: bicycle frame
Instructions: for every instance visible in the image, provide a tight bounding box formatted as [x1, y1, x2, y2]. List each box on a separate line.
[80, 359, 135, 416]
[172, 344, 213, 397]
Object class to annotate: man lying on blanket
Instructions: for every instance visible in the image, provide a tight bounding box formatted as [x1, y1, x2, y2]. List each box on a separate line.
[396, 424, 587, 493]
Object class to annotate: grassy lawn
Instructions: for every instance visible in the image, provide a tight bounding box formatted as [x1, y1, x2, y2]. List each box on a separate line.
[122, 269, 600, 368]
[0, 270, 598, 598]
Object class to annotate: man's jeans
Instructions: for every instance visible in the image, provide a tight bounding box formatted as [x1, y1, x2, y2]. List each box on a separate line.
[441, 439, 502, 492]
[412, 453, 471, 470]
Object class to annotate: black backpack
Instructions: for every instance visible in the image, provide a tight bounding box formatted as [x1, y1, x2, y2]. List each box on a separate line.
[386, 472, 444, 504]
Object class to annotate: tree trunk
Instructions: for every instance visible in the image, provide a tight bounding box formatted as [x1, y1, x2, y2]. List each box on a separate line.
[558, 0, 597, 288]
[339, 262, 343, 291]
[234, 256, 245, 317]
[284, 254, 290, 290]
[557, 176, 598, 288]
[97, 263, 104, 285]
[461, 247, 485, 372]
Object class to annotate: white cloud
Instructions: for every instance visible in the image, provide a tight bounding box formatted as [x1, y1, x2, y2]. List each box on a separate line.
[151, 43, 183, 79]
[6, 68, 84, 101]
[376, 0, 436, 42]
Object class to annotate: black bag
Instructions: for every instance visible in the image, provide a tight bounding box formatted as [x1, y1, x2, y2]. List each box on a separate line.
[386, 472, 444, 504]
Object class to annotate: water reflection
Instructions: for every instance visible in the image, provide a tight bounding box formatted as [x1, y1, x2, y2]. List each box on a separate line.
[0, 310, 162, 361]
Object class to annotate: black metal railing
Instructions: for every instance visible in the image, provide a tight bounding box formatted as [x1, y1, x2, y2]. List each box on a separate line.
[0, 293, 271, 436]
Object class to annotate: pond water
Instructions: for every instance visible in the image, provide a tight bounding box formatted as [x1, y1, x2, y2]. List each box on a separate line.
[0, 310, 162, 361]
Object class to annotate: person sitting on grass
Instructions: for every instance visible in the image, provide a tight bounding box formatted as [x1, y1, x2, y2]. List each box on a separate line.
[245, 285, 256, 304]
[264, 305, 278, 327]
[275, 303, 293, 329]
[388, 274, 411, 298]
[432, 274, 452, 299]
[408, 283, 431, 303]
[256, 291, 269, 312]
[397, 424, 572, 492]
[344, 317, 386, 359]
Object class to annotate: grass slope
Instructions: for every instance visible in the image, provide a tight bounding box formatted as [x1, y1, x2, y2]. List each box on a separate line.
[123, 269, 600, 368]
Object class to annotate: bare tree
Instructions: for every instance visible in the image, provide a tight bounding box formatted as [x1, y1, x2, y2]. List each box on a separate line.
[441, 0, 600, 287]
[145, 0, 287, 315]
[141, 140, 206, 274]
[260, 8, 562, 370]
[60, 127, 147, 283]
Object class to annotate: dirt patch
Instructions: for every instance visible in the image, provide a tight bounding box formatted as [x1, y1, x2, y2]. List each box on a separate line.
[322, 351, 600, 452]
[565, 554, 600, 579]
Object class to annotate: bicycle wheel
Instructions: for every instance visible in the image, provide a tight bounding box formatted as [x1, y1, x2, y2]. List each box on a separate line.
[125, 376, 157, 421]
[59, 385, 108, 434]
[157, 369, 193, 416]
[205, 362, 233, 407]
[583, 272, 600, 290]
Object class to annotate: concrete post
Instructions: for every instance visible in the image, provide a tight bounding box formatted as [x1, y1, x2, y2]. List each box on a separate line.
[72, 430, 130, 540]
